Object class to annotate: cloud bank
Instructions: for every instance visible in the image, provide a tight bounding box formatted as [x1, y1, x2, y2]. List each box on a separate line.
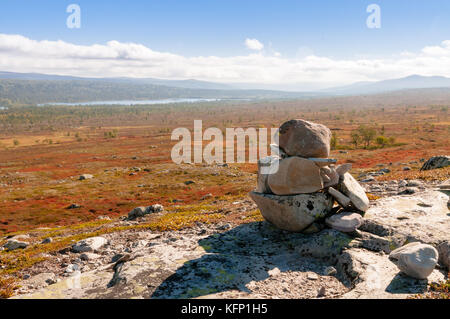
[1, 33, 450, 89]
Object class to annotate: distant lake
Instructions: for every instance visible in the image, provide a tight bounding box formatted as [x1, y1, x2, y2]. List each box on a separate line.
[0, 106, 8, 110]
[38, 98, 235, 106]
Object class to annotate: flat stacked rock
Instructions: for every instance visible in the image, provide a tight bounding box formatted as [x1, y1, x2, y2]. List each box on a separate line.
[250, 119, 370, 234]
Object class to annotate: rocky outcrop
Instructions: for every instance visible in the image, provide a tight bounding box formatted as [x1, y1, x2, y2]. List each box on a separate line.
[11, 184, 449, 299]
[128, 204, 164, 220]
[360, 189, 449, 245]
[72, 237, 108, 253]
[420, 155, 449, 171]
[337, 248, 444, 299]
[2, 239, 28, 251]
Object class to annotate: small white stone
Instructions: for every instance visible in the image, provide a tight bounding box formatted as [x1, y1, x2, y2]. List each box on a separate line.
[325, 212, 363, 233]
[389, 242, 438, 279]
[268, 267, 281, 277]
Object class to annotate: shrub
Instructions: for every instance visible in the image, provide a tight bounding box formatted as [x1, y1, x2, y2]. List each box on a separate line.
[375, 136, 389, 148]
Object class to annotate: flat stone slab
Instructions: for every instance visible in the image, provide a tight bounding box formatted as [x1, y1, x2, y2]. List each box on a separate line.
[338, 248, 445, 299]
[360, 189, 450, 246]
[327, 187, 351, 207]
[338, 173, 370, 212]
[308, 158, 338, 164]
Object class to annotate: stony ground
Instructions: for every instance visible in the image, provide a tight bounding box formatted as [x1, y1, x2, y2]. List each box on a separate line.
[6, 181, 448, 299]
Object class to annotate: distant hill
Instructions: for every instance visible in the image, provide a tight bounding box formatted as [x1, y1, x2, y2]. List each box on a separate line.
[0, 71, 234, 90]
[0, 78, 315, 106]
[324, 75, 450, 95]
[2, 71, 450, 106]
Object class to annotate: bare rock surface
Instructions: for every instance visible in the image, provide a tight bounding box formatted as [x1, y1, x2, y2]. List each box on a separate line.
[19, 273, 57, 292]
[128, 204, 164, 220]
[14, 223, 352, 299]
[338, 248, 445, 299]
[11, 184, 449, 300]
[360, 189, 450, 246]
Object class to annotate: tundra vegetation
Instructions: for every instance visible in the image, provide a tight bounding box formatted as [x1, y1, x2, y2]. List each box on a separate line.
[0, 90, 449, 298]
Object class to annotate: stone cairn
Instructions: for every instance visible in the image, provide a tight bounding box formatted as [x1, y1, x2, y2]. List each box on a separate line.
[250, 119, 370, 234]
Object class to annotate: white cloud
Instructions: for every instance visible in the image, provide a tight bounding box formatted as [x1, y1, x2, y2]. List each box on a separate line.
[1, 34, 450, 89]
[245, 38, 264, 51]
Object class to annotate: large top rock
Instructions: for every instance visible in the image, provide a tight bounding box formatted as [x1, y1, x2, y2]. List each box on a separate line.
[267, 157, 323, 195]
[278, 119, 332, 158]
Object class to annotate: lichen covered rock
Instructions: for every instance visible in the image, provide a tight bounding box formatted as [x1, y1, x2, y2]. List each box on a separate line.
[249, 191, 333, 232]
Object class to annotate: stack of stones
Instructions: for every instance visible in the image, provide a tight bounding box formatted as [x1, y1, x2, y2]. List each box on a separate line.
[250, 119, 370, 234]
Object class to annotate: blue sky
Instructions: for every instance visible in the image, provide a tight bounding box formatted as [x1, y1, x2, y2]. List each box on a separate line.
[1, 0, 449, 58]
[1, 0, 450, 88]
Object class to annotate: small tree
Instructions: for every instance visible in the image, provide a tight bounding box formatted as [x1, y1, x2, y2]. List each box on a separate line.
[358, 125, 376, 148]
[350, 131, 361, 149]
